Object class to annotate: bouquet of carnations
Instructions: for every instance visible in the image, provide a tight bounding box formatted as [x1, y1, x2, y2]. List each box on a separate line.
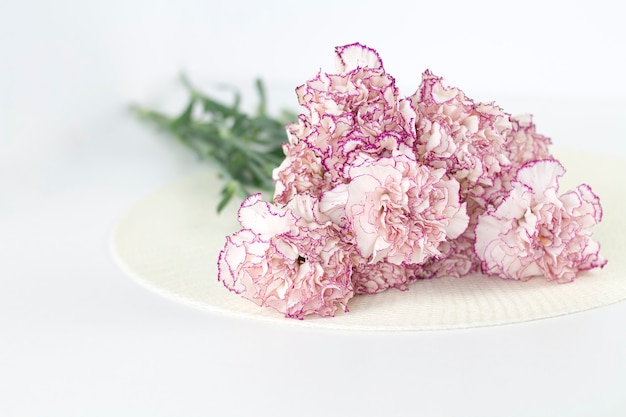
[216, 43, 606, 319]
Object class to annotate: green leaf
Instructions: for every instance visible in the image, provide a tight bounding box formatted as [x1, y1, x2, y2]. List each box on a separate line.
[217, 181, 237, 213]
[134, 76, 296, 214]
[255, 78, 267, 117]
[171, 99, 195, 130]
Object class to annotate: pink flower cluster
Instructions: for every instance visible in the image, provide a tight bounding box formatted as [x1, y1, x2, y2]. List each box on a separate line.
[218, 43, 606, 319]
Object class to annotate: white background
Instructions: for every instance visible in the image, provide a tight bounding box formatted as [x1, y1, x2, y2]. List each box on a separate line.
[1, 1, 625, 416]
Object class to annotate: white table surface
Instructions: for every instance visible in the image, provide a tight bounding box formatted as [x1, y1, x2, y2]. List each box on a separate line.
[2, 1, 625, 416]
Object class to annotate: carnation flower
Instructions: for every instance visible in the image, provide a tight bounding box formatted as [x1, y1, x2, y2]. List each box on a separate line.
[319, 148, 469, 265]
[416, 232, 480, 279]
[351, 261, 411, 294]
[475, 159, 606, 282]
[506, 114, 552, 168]
[409, 71, 513, 208]
[482, 113, 554, 207]
[297, 43, 415, 141]
[273, 43, 416, 193]
[414, 196, 485, 279]
[218, 194, 354, 319]
[272, 140, 329, 205]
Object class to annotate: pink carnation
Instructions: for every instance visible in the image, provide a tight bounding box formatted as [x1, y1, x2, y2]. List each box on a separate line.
[409, 71, 513, 208]
[297, 44, 415, 140]
[351, 261, 411, 294]
[277, 43, 416, 188]
[475, 159, 606, 282]
[272, 140, 329, 205]
[416, 232, 480, 279]
[319, 149, 469, 265]
[482, 114, 554, 207]
[414, 198, 484, 279]
[506, 114, 552, 168]
[218, 194, 354, 319]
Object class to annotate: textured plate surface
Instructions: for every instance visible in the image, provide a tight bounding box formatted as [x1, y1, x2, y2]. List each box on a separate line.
[110, 148, 626, 331]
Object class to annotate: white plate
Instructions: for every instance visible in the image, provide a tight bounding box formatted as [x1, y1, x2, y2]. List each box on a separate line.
[110, 147, 626, 331]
